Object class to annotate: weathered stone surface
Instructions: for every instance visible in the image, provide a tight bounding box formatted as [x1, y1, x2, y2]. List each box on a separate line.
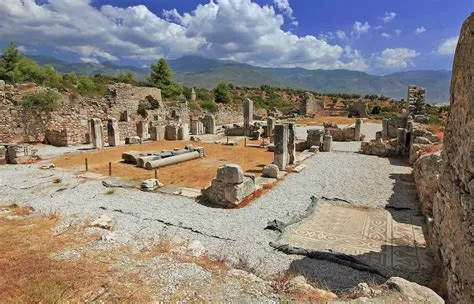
[122, 151, 141, 164]
[0, 80, 5, 90]
[299, 92, 324, 116]
[90, 118, 104, 149]
[165, 125, 179, 140]
[0, 146, 6, 165]
[90, 215, 113, 230]
[413, 152, 442, 219]
[202, 114, 216, 135]
[262, 164, 279, 178]
[243, 98, 253, 136]
[322, 134, 333, 152]
[266, 116, 275, 140]
[274, 124, 289, 170]
[223, 177, 255, 204]
[140, 179, 163, 192]
[413, 136, 431, 145]
[107, 118, 119, 147]
[216, 164, 244, 184]
[385, 277, 444, 304]
[287, 123, 296, 165]
[354, 118, 363, 141]
[306, 129, 323, 147]
[136, 121, 148, 139]
[429, 13, 474, 304]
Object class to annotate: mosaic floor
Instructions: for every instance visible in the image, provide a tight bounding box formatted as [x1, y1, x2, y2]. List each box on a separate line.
[280, 203, 431, 276]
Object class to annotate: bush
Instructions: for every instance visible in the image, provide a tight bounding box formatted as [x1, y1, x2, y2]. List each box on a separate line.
[200, 100, 218, 113]
[371, 106, 381, 115]
[22, 89, 60, 112]
[137, 103, 148, 118]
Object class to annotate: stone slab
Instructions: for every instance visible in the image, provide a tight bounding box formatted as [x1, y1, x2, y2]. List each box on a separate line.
[291, 164, 306, 173]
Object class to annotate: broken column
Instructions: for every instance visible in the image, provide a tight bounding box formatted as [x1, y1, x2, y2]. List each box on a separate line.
[90, 118, 104, 149]
[266, 116, 276, 141]
[137, 121, 148, 139]
[397, 128, 408, 156]
[354, 118, 362, 141]
[287, 123, 296, 165]
[274, 124, 289, 170]
[107, 118, 119, 147]
[306, 129, 323, 147]
[244, 98, 254, 136]
[382, 118, 389, 139]
[203, 114, 216, 134]
[322, 131, 333, 152]
[203, 164, 255, 207]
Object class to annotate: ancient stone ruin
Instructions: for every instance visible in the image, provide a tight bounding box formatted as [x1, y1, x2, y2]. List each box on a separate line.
[323, 118, 364, 142]
[407, 84, 427, 123]
[299, 92, 324, 117]
[122, 145, 204, 170]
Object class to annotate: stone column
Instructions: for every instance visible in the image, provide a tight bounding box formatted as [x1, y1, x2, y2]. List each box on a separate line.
[191, 88, 197, 102]
[90, 118, 104, 149]
[190, 117, 199, 135]
[107, 118, 119, 147]
[396, 128, 407, 156]
[244, 98, 254, 136]
[322, 133, 333, 152]
[287, 123, 296, 165]
[274, 124, 289, 170]
[354, 118, 362, 141]
[137, 121, 148, 139]
[203, 114, 216, 134]
[165, 125, 179, 140]
[149, 126, 160, 141]
[178, 123, 190, 140]
[266, 116, 276, 142]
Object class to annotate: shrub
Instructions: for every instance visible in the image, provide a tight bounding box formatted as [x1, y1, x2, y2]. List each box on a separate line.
[200, 100, 218, 113]
[137, 103, 148, 118]
[22, 89, 60, 112]
[370, 106, 381, 115]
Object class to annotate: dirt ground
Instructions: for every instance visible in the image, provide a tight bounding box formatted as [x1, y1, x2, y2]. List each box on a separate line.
[53, 138, 273, 189]
[296, 116, 381, 126]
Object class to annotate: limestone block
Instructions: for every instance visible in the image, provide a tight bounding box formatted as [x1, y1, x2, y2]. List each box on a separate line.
[216, 164, 244, 184]
[322, 134, 333, 152]
[125, 136, 141, 145]
[223, 177, 255, 205]
[262, 164, 279, 178]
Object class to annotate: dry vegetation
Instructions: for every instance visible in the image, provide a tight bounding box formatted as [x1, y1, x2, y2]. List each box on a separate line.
[296, 116, 381, 126]
[53, 139, 273, 189]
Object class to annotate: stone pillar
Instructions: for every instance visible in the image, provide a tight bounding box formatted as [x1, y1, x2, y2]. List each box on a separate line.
[178, 123, 190, 140]
[396, 128, 407, 156]
[165, 125, 179, 140]
[191, 88, 196, 102]
[137, 121, 148, 139]
[306, 129, 323, 147]
[149, 126, 160, 141]
[266, 116, 276, 142]
[107, 118, 119, 147]
[274, 124, 289, 170]
[90, 118, 104, 149]
[354, 118, 362, 141]
[244, 98, 254, 136]
[203, 114, 216, 134]
[322, 133, 333, 152]
[382, 118, 389, 139]
[287, 123, 296, 165]
[190, 118, 199, 135]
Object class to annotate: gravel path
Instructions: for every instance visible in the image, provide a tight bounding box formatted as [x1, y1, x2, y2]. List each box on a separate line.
[0, 123, 416, 291]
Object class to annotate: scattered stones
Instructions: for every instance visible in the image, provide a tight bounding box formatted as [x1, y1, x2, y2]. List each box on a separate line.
[262, 164, 279, 178]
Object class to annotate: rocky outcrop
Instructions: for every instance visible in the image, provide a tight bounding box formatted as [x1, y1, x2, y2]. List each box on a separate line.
[429, 13, 473, 304]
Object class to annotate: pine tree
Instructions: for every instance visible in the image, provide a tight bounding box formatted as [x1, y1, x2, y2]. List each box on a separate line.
[149, 58, 182, 98]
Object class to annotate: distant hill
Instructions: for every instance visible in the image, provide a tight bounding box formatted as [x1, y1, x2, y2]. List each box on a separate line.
[31, 55, 451, 104]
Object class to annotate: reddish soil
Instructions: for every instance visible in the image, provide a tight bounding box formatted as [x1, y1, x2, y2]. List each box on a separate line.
[53, 139, 273, 189]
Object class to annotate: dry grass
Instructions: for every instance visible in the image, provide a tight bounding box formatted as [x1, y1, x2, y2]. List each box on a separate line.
[0, 215, 155, 303]
[53, 139, 273, 189]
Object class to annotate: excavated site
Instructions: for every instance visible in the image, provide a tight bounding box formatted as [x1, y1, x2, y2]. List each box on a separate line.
[0, 13, 473, 304]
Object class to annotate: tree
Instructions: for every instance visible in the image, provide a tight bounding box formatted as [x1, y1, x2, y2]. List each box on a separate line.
[213, 81, 232, 103]
[0, 42, 23, 82]
[149, 58, 182, 98]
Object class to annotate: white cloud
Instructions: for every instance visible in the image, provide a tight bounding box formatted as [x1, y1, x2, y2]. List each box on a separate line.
[415, 26, 426, 34]
[394, 29, 402, 36]
[375, 48, 419, 69]
[336, 30, 347, 40]
[80, 57, 100, 64]
[352, 21, 370, 36]
[382, 12, 396, 23]
[435, 36, 459, 55]
[373, 25, 383, 30]
[0, 0, 368, 71]
[273, 0, 295, 20]
[381, 32, 390, 38]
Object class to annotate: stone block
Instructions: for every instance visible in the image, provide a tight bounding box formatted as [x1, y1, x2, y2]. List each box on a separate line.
[216, 164, 244, 184]
[107, 118, 119, 147]
[125, 136, 141, 145]
[262, 164, 279, 178]
[223, 177, 255, 205]
[274, 124, 289, 170]
[322, 134, 333, 152]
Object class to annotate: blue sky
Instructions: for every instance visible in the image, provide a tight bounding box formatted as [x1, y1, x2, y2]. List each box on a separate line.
[0, 0, 472, 74]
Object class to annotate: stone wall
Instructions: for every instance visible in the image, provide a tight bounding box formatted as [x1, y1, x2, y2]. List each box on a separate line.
[428, 14, 473, 304]
[215, 104, 243, 125]
[0, 83, 188, 146]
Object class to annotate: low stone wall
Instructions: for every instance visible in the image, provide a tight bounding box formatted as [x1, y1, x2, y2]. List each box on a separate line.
[216, 105, 243, 125]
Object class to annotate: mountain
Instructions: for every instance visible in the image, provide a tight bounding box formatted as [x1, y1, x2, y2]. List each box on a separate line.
[30, 55, 451, 104]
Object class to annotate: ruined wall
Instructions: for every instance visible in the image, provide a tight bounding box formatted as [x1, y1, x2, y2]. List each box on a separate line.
[215, 104, 243, 125]
[0, 83, 187, 146]
[430, 14, 473, 304]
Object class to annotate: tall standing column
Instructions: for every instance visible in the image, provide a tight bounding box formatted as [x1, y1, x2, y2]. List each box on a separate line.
[244, 98, 254, 136]
[107, 118, 119, 147]
[90, 118, 104, 149]
[266, 116, 276, 142]
[354, 118, 362, 141]
[287, 123, 296, 165]
[274, 124, 289, 170]
[203, 114, 216, 134]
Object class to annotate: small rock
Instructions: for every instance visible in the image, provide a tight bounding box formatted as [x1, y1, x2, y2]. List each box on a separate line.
[141, 179, 163, 192]
[187, 240, 205, 257]
[101, 232, 116, 242]
[90, 214, 113, 230]
[262, 164, 279, 178]
[309, 145, 319, 152]
[40, 163, 56, 169]
[413, 137, 432, 145]
[170, 236, 185, 246]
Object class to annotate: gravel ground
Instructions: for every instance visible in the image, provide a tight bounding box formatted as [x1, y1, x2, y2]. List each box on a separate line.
[0, 123, 414, 291]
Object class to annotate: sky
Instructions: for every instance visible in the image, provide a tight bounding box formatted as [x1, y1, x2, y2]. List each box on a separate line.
[0, 0, 472, 75]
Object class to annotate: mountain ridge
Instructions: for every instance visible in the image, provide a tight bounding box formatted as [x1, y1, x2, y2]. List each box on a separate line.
[30, 55, 451, 104]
